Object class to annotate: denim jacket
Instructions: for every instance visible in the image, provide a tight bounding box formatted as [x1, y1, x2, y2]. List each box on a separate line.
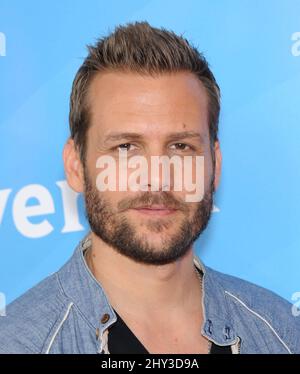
[0, 233, 299, 354]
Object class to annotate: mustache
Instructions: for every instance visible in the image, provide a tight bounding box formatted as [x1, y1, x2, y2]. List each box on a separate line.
[117, 191, 189, 212]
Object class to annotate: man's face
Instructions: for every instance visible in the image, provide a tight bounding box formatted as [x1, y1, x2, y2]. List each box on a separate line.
[80, 71, 220, 265]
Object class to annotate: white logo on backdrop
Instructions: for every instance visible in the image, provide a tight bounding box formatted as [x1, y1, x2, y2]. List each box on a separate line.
[291, 292, 300, 317]
[0, 292, 6, 317]
[291, 32, 300, 57]
[0, 32, 6, 57]
[0, 182, 84, 238]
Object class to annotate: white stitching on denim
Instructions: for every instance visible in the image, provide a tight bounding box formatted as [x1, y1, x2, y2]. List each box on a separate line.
[45, 302, 74, 354]
[225, 291, 292, 354]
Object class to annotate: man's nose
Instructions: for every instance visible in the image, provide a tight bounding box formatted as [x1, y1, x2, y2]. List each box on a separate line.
[141, 152, 174, 192]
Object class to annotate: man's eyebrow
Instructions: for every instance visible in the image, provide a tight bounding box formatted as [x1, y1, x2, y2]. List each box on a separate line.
[166, 131, 206, 143]
[103, 132, 143, 143]
[103, 131, 206, 143]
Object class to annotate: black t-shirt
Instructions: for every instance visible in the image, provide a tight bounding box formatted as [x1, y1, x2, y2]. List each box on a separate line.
[108, 311, 232, 354]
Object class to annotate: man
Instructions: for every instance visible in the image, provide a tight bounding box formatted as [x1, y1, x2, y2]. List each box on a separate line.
[0, 21, 299, 354]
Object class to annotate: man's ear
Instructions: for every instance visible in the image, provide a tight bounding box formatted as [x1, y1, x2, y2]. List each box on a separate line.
[63, 138, 84, 193]
[213, 141, 222, 190]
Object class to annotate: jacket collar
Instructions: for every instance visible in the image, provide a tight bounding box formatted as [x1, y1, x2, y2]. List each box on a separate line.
[193, 256, 238, 345]
[58, 233, 237, 347]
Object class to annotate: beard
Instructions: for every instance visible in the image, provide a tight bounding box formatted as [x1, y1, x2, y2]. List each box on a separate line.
[84, 170, 215, 265]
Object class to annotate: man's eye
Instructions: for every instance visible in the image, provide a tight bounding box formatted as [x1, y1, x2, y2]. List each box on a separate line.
[170, 143, 191, 151]
[117, 143, 137, 151]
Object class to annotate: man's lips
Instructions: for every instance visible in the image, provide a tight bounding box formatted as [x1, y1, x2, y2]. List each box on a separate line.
[130, 205, 178, 216]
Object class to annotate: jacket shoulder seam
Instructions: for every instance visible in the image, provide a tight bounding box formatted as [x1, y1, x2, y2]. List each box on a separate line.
[44, 301, 74, 354]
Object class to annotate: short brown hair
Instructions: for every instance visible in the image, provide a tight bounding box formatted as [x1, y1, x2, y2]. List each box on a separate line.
[69, 21, 220, 163]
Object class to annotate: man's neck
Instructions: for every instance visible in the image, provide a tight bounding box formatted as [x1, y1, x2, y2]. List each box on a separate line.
[85, 232, 203, 320]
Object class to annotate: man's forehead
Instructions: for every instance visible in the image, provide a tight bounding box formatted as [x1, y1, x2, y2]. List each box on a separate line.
[87, 71, 209, 139]
[88, 70, 208, 113]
